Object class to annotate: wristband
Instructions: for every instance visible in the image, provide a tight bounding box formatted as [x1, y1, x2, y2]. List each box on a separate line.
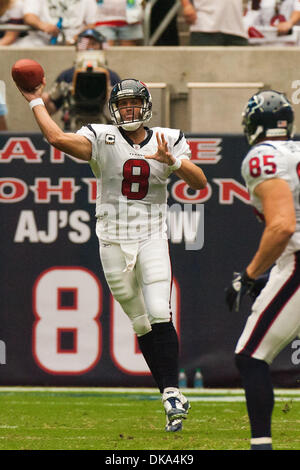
[29, 98, 44, 110]
[168, 157, 182, 172]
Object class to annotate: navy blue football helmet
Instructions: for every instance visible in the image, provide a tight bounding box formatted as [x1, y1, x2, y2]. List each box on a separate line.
[109, 79, 152, 131]
[242, 90, 294, 145]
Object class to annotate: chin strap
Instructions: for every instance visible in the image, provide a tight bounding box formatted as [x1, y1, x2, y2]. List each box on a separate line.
[121, 121, 143, 131]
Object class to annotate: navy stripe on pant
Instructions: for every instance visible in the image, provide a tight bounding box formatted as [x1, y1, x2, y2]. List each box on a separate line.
[241, 251, 300, 357]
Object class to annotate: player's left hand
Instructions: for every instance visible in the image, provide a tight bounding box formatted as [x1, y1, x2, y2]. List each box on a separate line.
[225, 271, 256, 312]
[248, 273, 269, 300]
[145, 132, 175, 165]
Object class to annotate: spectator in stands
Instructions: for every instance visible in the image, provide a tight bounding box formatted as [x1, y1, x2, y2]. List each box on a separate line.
[277, 0, 300, 34]
[17, 0, 97, 47]
[95, 0, 144, 46]
[244, 0, 296, 29]
[243, 0, 300, 41]
[181, 0, 248, 45]
[42, 29, 121, 127]
[0, 0, 23, 46]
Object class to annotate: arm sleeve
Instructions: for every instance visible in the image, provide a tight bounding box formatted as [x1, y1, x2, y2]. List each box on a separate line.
[76, 124, 101, 177]
[83, 0, 98, 24]
[23, 0, 40, 16]
[172, 130, 191, 161]
[294, 0, 300, 12]
[76, 125, 98, 161]
[7, 0, 24, 22]
[242, 144, 291, 194]
[164, 130, 191, 176]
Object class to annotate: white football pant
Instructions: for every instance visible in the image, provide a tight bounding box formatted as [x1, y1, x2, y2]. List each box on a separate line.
[236, 251, 300, 364]
[99, 238, 172, 336]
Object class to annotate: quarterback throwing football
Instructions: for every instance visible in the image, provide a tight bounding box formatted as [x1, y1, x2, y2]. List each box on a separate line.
[226, 90, 300, 450]
[17, 77, 207, 432]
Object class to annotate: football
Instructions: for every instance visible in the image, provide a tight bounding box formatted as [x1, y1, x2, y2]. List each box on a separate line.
[11, 59, 44, 92]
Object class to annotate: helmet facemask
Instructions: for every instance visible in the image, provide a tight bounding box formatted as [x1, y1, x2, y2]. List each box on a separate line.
[110, 97, 151, 131]
[109, 79, 152, 131]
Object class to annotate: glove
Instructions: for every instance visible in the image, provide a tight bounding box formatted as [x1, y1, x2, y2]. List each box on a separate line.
[225, 271, 255, 312]
[225, 271, 271, 312]
[248, 273, 269, 300]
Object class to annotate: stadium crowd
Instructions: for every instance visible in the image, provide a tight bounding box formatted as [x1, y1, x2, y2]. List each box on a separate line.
[0, 0, 146, 47]
[1, 0, 300, 47]
[243, 0, 300, 45]
[1, 0, 299, 130]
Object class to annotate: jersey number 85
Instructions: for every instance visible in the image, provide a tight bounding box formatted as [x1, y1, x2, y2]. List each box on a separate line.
[249, 155, 277, 178]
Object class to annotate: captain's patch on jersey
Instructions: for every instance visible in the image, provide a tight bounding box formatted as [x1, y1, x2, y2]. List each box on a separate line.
[105, 134, 115, 145]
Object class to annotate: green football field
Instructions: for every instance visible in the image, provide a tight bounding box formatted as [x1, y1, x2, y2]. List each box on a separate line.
[0, 387, 299, 451]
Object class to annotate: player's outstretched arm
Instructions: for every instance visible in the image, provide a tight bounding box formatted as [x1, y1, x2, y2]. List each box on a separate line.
[175, 158, 207, 190]
[145, 132, 207, 190]
[16, 78, 92, 162]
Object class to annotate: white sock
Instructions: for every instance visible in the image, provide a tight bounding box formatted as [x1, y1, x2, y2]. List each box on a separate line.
[251, 437, 272, 445]
[163, 387, 179, 395]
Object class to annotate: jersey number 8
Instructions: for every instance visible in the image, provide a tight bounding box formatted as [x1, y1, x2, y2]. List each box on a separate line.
[121, 159, 150, 200]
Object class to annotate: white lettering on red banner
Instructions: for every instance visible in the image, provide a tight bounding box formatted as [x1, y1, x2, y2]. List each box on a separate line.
[0, 136, 250, 246]
[0, 177, 28, 202]
[30, 178, 81, 203]
[0, 138, 44, 163]
[213, 178, 250, 204]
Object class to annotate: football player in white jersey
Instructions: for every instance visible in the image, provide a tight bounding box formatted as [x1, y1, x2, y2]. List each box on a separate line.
[16, 77, 207, 432]
[226, 90, 300, 450]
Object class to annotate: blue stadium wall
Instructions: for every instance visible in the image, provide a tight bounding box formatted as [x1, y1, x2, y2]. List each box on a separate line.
[0, 132, 299, 387]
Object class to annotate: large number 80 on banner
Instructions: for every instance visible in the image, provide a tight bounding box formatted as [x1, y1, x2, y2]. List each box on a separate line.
[32, 267, 180, 376]
[33, 267, 102, 375]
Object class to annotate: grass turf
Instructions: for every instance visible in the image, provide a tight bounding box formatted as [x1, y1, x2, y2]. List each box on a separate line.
[0, 388, 299, 450]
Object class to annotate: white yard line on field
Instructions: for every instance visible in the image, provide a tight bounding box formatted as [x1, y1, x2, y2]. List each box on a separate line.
[0, 387, 299, 402]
